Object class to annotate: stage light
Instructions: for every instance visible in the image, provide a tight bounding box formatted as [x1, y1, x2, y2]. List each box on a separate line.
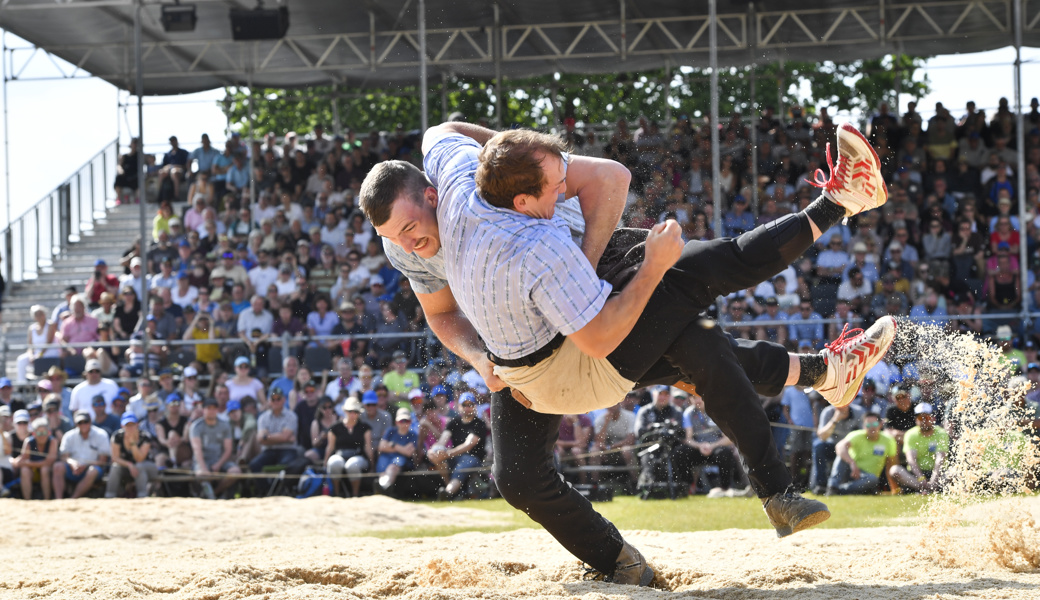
[161, 2, 197, 33]
[229, 5, 290, 41]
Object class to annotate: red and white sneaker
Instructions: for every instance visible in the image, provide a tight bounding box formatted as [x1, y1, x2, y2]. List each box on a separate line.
[808, 122, 887, 217]
[815, 316, 897, 408]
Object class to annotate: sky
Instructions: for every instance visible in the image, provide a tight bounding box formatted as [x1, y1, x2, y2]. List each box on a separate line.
[0, 29, 1037, 230]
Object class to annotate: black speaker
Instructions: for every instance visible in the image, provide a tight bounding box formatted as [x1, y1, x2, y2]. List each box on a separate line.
[229, 6, 290, 41]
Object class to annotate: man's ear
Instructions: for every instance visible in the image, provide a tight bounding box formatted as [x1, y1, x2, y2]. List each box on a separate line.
[512, 193, 531, 213]
[424, 186, 439, 208]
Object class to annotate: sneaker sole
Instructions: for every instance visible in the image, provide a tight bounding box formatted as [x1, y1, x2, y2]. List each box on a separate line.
[791, 507, 831, 535]
[838, 122, 889, 206]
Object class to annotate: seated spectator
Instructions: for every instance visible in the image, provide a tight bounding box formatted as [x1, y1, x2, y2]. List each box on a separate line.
[53, 410, 111, 500]
[113, 285, 142, 341]
[13, 417, 57, 500]
[909, 288, 948, 327]
[837, 267, 873, 314]
[42, 395, 72, 443]
[330, 303, 368, 359]
[888, 402, 949, 494]
[325, 396, 373, 497]
[682, 393, 741, 494]
[811, 403, 865, 495]
[106, 413, 158, 498]
[90, 395, 120, 435]
[249, 388, 299, 475]
[552, 410, 592, 484]
[375, 407, 417, 494]
[270, 355, 300, 399]
[58, 296, 99, 360]
[415, 399, 447, 466]
[788, 300, 824, 350]
[827, 411, 898, 495]
[17, 305, 60, 383]
[307, 396, 339, 465]
[359, 390, 392, 457]
[429, 392, 488, 500]
[228, 356, 266, 406]
[383, 350, 420, 398]
[85, 259, 120, 309]
[190, 397, 241, 499]
[590, 400, 637, 486]
[782, 386, 816, 491]
[155, 393, 190, 467]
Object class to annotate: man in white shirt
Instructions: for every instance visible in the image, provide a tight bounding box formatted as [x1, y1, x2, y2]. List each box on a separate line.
[53, 410, 111, 499]
[248, 249, 279, 296]
[69, 359, 119, 414]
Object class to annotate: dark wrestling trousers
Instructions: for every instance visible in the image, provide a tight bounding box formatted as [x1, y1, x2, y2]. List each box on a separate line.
[490, 214, 816, 573]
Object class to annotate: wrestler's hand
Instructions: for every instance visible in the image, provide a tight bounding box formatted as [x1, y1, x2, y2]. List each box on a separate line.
[474, 354, 507, 392]
[643, 219, 683, 277]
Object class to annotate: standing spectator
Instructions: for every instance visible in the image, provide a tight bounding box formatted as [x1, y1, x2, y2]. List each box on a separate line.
[159, 136, 188, 200]
[591, 401, 637, 486]
[106, 413, 159, 498]
[682, 393, 741, 494]
[53, 411, 111, 500]
[430, 392, 488, 499]
[249, 388, 299, 474]
[190, 397, 241, 499]
[888, 402, 949, 494]
[811, 403, 865, 495]
[14, 418, 57, 500]
[781, 386, 816, 490]
[375, 408, 417, 494]
[68, 359, 118, 414]
[325, 396, 373, 497]
[827, 412, 897, 495]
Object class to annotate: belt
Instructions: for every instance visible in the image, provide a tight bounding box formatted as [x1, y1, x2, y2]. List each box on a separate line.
[487, 333, 565, 368]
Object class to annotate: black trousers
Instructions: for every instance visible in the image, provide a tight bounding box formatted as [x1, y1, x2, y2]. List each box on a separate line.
[490, 215, 816, 572]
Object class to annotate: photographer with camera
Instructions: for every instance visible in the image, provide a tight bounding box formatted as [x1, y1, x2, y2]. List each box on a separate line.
[85, 260, 120, 311]
[634, 386, 699, 497]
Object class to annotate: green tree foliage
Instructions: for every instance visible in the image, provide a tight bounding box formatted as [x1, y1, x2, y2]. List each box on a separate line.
[226, 55, 929, 136]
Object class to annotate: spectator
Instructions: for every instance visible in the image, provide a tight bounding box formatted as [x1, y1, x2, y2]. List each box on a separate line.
[827, 411, 898, 495]
[383, 350, 420, 397]
[156, 393, 190, 468]
[590, 400, 637, 486]
[190, 397, 241, 499]
[53, 410, 111, 500]
[307, 395, 339, 465]
[237, 296, 273, 367]
[811, 403, 865, 495]
[68, 359, 118, 414]
[13, 417, 57, 500]
[113, 285, 141, 341]
[249, 388, 299, 475]
[292, 378, 322, 453]
[90, 395, 120, 434]
[375, 407, 417, 494]
[682, 393, 741, 494]
[227, 356, 266, 407]
[888, 402, 949, 494]
[325, 396, 373, 497]
[357, 388, 391, 453]
[85, 259, 120, 309]
[58, 295, 99, 360]
[105, 413, 159, 498]
[781, 386, 816, 491]
[17, 305, 60, 383]
[430, 392, 488, 500]
[788, 300, 824, 350]
[553, 411, 592, 483]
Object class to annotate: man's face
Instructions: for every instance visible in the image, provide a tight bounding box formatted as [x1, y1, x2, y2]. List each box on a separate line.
[86, 366, 101, 384]
[251, 296, 264, 313]
[654, 390, 671, 407]
[864, 416, 881, 438]
[517, 152, 565, 219]
[917, 413, 934, 431]
[374, 192, 441, 259]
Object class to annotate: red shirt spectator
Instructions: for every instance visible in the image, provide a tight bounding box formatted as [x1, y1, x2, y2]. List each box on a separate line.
[85, 259, 120, 306]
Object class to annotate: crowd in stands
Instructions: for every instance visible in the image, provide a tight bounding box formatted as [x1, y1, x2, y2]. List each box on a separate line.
[3, 95, 1040, 500]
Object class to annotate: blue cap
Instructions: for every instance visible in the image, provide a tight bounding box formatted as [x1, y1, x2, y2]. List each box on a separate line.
[120, 413, 138, 426]
[177, 271, 189, 279]
[94, 259, 107, 267]
[226, 400, 242, 412]
[116, 387, 130, 397]
[431, 385, 448, 397]
[234, 356, 250, 367]
[998, 241, 1010, 251]
[1029, 363, 1040, 372]
[362, 390, 379, 404]
[165, 392, 182, 405]
[146, 314, 156, 321]
[0, 377, 11, 388]
[458, 392, 476, 405]
[179, 239, 190, 247]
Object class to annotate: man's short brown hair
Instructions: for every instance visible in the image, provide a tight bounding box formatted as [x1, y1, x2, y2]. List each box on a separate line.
[358, 160, 431, 227]
[476, 130, 567, 210]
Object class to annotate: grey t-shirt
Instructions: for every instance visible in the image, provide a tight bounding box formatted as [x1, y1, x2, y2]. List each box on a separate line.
[818, 404, 866, 443]
[257, 409, 298, 449]
[190, 418, 232, 466]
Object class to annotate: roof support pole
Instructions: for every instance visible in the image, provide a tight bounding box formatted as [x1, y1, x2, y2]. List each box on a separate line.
[247, 70, 255, 214]
[419, 0, 428, 133]
[748, 1, 759, 214]
[494, 3, 503, 129]
[776, 55, 785, 126]
[710, 0, 722, 240]
[134, 0, 150, 377]
[663, 58, 672, 128]
[619, 0, 626, 61]
[1014, 0, 1029, 329]
[369, 12, 376, 72]
[332, 81, 342, 135]
[3, 30, 11, 232]
[441, 72, 449, 122]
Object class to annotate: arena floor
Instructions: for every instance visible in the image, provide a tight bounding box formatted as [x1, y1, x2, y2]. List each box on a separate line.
[1, 495, 1038, 599]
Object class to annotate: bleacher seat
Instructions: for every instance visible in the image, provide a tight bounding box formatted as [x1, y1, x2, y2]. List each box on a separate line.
[33, 357, 61, 378]
[62, 354, 86, 377]
[303, 346, 332, 374]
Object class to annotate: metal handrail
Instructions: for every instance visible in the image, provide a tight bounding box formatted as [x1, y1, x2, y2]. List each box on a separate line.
[1, 139, 119, 284]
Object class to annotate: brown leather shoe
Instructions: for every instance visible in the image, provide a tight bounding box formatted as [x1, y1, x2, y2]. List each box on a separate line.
[762, 488, 831, 537]
[583, 540, 655, 586]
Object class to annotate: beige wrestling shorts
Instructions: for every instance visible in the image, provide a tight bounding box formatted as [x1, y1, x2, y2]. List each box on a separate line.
[493, 337, 636, 415]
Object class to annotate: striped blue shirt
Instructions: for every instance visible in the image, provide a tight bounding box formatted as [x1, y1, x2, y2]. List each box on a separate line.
[384, 130, 609, 359]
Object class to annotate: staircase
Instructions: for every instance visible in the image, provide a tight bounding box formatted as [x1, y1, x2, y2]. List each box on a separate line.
[2, 203, 157, 379]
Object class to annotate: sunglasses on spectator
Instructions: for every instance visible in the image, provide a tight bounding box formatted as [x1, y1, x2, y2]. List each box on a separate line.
[87, 369, 101, 374]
